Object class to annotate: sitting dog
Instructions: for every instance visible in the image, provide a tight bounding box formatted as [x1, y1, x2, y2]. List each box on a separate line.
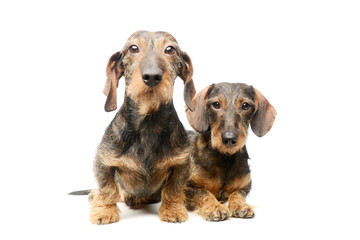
[88, 31, 196, 224]
[184, 82, 276, 221]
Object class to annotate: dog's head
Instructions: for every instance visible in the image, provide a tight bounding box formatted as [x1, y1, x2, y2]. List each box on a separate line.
[186, 82, 277, 155]
[103, 30, 195, 112]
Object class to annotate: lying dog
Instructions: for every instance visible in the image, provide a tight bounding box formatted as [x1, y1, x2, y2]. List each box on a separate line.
[86, 31, 196, 224]
[185, 82, 276, 221]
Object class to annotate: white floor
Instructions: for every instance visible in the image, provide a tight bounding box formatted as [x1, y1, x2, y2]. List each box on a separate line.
[8, 190, 356, 240]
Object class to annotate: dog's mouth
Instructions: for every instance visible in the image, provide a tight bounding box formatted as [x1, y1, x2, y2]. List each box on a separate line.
[211, 131, 247, 155]
[216, 143, 244, 155]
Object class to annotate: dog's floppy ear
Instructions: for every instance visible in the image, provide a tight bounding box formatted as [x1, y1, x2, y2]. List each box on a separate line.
[104, 51, 124, 112]
[179, 52, 196, 111]
[251, 88, 277, 137]
[186, 85, 213, 133]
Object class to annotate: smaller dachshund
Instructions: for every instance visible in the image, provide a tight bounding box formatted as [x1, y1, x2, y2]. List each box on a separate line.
[185, 82, 276, 221]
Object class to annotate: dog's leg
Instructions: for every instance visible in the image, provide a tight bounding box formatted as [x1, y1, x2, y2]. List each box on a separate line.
[89, 156, 121, 224]
[228, 190, 255, 218]
[186, 186, 229, 221]
[159, 163, 189, 223]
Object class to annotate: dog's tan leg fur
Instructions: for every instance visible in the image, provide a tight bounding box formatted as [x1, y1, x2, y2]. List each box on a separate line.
[89, 179, 121, 224]
[159, 163, 189, 223]
[198, 193, 229, 221]
[228, 191, 255, 218]
[187, 186, 229, 221]
[159, 190, 188, 223]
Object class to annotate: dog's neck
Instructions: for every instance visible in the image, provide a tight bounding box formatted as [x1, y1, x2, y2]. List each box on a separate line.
[115, 96, 177, 129]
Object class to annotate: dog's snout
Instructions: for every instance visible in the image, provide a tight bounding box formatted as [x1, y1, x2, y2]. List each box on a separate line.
[222, 132, 238, 146]
[142, 66, 163, 87]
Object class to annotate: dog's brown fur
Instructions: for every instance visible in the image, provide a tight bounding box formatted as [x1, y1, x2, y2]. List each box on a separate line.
[185, 82, 276, 221]
[89, 31, 196, 224]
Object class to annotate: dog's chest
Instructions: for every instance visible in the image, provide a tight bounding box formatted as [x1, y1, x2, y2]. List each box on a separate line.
[114, 160, 171, 198]
[121, 121, 181, 170]
[193, 152, 251, 198]
[110, 103, 188, 197]
[117, 102, 186, 159]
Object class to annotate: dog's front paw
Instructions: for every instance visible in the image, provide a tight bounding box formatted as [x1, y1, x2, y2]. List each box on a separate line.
[159, 202, 188, 223]
[229, 203, 255, 218]
[89, 204, 120, 225]
[201, 203, 229, 221]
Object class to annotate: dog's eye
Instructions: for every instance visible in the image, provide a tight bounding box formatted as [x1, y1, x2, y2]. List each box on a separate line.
[212, 101, 221, 110]
[129, 45, 140, 54]
[164, 46, 176, 55]
[242, 102, 251, 111]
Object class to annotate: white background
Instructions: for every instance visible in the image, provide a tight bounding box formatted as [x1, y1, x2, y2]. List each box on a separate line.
[1, 0, 359, 239]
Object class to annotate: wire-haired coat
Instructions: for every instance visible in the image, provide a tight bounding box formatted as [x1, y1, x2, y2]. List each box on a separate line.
[88, 31, 196, 224]
[185, 82, 276, 221]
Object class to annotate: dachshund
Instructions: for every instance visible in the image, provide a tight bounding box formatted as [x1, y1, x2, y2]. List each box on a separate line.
[85, 31, 196, 224]
[184, 82, 276, 221]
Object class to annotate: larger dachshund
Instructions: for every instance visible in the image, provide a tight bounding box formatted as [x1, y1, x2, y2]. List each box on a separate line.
[87, 31, 196, 224]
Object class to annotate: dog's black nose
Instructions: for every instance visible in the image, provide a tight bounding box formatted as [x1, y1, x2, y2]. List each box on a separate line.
[222, 132, 238, 146]
[142, 67, 163, 87]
